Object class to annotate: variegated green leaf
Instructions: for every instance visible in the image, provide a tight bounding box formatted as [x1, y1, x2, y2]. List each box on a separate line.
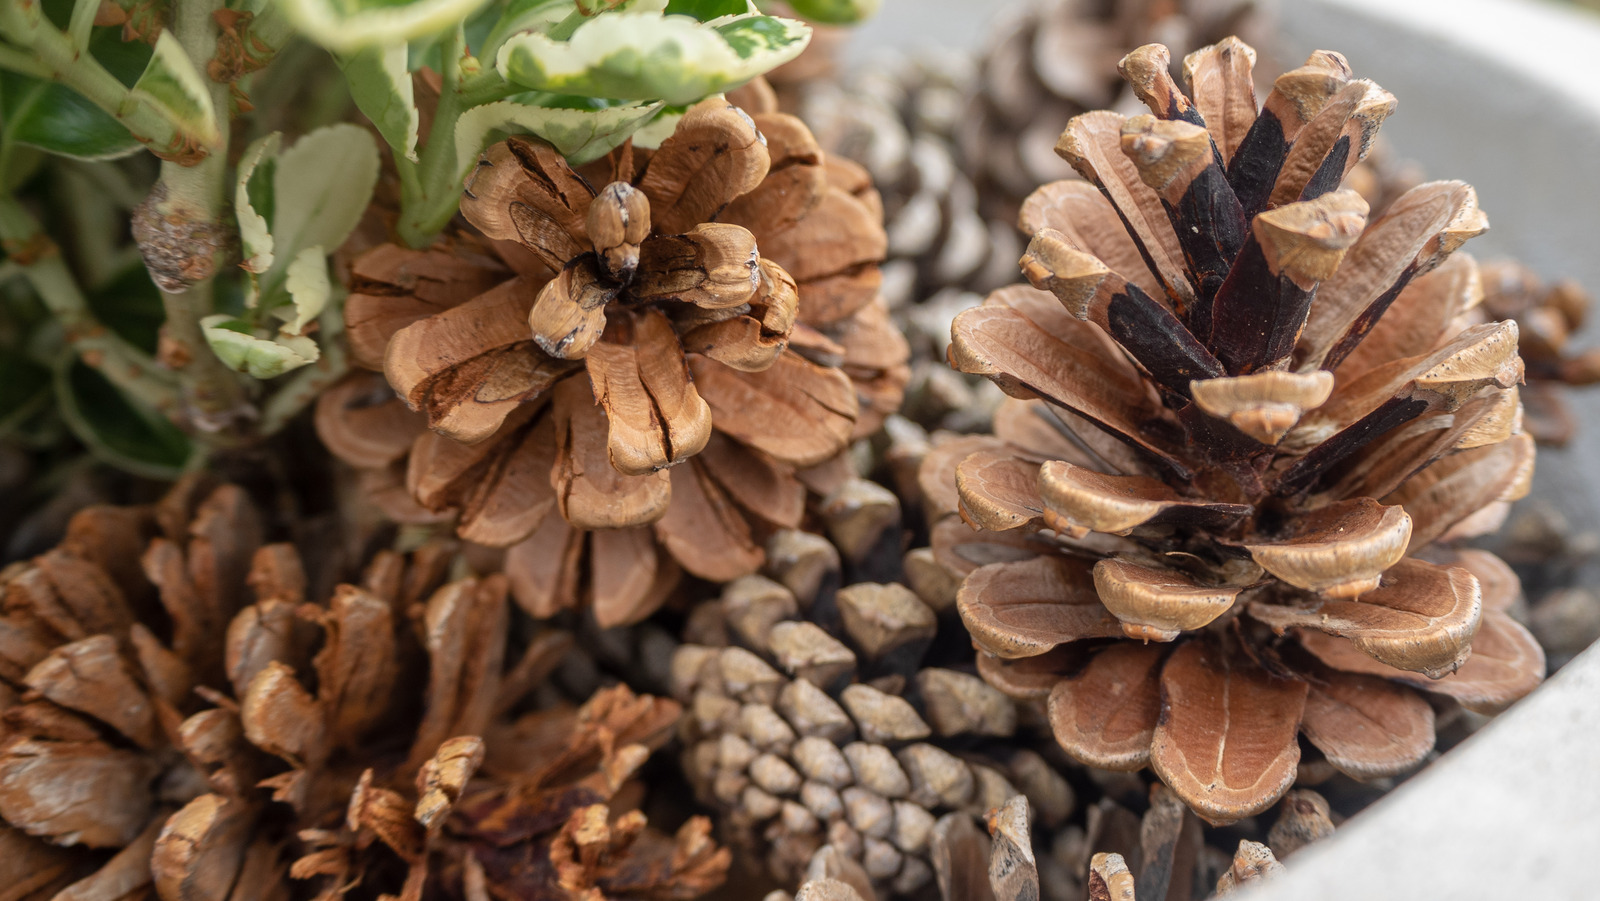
[202, 315, 320, 379]
[454, 98, 661, 174]
[236, 133, 281, 279]
[339, 43, 420, 162]
[480, 0, 572, 63]
[280, 245, 330, 335]
[279, 0, 495, 52]
[629, 103, 688, 149]
[270, 123, 379, 270]
[769, 0, 878, 25]
[124, 31, 220, 150]
[495, 11, 810, 105]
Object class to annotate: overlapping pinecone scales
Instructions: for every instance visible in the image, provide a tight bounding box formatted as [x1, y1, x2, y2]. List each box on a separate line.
[770, 795, 1040, 901]
[942, 39, 1547, 823]
[671, 530, 1073, 898]
[1477, 261, 1600, 446]
[796, 53, 1016, 434]
[0, 481, 727, 901]
[959, 0, 1269, 232]
[317, 94, 907, 631]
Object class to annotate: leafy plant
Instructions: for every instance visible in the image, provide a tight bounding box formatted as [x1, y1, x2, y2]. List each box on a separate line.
[0, 0, 833, 476]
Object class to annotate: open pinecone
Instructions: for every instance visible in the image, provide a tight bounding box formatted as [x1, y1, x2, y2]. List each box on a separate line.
[317, 95, 906, 630]
[671, 527, 1073, 898]
[939, 39, 1547, 823]
[0, 479, 726, 901]
[1478, 260, 1600, 446]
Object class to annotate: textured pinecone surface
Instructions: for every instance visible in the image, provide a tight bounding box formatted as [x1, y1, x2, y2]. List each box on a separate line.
[670, 528, 1075, 899]
[317, 94, 907, 630]
[0, 480, 726, 901]
[940, 38, 1546, 823]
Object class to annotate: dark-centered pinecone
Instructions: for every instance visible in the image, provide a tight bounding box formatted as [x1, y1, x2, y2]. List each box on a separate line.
[671, 528, 1074, 899]
[0, 480, 727, 901]
[317, 95, 906, 630]
[939, 39, 1546, 823]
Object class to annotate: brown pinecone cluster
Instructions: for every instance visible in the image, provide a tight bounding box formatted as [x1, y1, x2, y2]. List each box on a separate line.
[939, 39, 1547, 823]
[960, 0, 1270, 239]
[671, 527, 1075, 897]
[1478, 261, 1600, 446]
[317, 92, 908, 630]
[0, 479, 726, 901]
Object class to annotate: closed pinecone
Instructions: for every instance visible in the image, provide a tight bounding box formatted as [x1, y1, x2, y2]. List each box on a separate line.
[0, 480, 726, 901]
[769, 795, 1041, 901]
[1478, 260, 1600, 446]
[959, 0, 1270, 230]
[941, 39, 1547, 824]
[671, 528, 1074, 898]
[317, 95, 906, 631]
[795, 55, 1013, 435]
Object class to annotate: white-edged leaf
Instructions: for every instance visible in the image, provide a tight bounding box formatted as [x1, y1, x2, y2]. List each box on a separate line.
[479, 0, 572, 65]
[279, 0, 494, 53]
[629, 104, 687, 149]
[495, 11, 810, 105]
[201, 315, 320, 379]
[280, 245, 330, 335]
[124, 31, 220, 150]
[236, 132, 281, 278]
[270, 123, 379, 266]
[339, 44, 419, 162]
[454, 98, 661, 177]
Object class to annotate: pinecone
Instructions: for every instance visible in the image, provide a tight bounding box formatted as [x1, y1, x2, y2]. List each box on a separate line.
[959, 0, 1270, 229]
[317, 95, 906, 630]
[940, 39, 1547, 823]
[1478, 260, 1600, 446]
[0, 480, 727, 901]
[769, 795, 1041, 901]
[795, 51, 1017, 436]
[671, 526, 1075, 899]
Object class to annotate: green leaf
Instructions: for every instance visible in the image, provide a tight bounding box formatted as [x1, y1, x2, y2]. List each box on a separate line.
[280, 0, 495, 53]
[269, 123, 379, 271]
[0, 351, 51, 437]
[279, 245, 329, 335]
[236, 132, 281, 278]
[496, 11, 810, 104]
[770, 0, 877, 25]
[339, 43, 420, 162]
[201, 314, 320, 379]
[124, 30, 221, 150]
[56, 358, 192, 478]
[0, 73, 143, 160]
[478, 0, 570, 63]
[84, 261, 167, 354]
[454, 97, 661, 172]
[664, 0, 751, 20]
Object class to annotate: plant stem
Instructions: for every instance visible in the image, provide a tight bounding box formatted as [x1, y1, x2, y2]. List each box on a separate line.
[397, 25, 468, 248]
[0, 4, 191, 157]
[0, 194, 180, 415]
[144, 0, 251, 433]
[259, 307, 347, 435]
